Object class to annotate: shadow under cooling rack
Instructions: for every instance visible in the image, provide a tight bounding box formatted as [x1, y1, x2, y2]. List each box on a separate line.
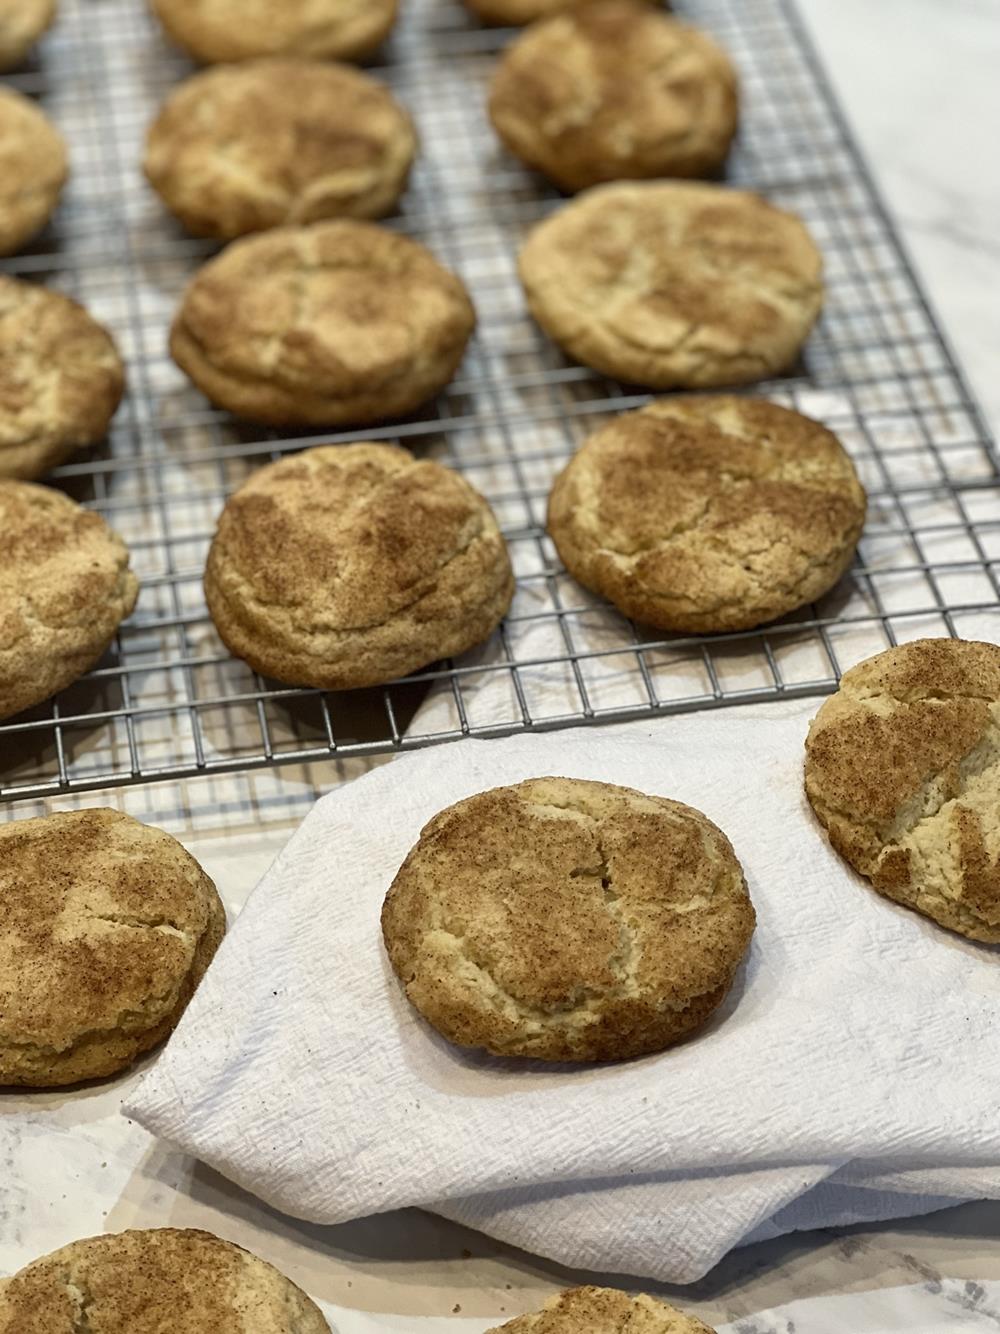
[1, 0, 998, 800]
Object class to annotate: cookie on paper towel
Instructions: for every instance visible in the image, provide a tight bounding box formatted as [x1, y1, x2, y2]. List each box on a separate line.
[490, 1288, 717, 1334]
[382, 776, 755, 1061]
[805, 637, 1000, 943]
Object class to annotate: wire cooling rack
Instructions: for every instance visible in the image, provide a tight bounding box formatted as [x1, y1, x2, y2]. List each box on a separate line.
[1, 0, 998, 802]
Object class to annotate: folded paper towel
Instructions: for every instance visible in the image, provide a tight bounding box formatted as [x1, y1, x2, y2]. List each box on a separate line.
[127, 711, 1000, 1283]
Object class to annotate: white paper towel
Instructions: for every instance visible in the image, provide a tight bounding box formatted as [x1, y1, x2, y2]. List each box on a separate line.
[126, 710, 1000, 1283]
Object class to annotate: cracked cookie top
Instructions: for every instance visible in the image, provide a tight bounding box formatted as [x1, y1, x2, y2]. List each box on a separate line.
[144, 59, 417, 239]
[381, 776, 755, 1061]
[805, 638, 1000, 943]
[489, 1287, 717, 1334]
[0, 86, 68, 255]
[151, 0, 397, 64]
[0, 810, 225, 1087]
[547, 395, 865, 633]
[170, 219, 476, 426]
[204, 443, 514, 690]
[0, 1228, 329, 1332]
[518, 180, 823, 388]
[489, 1, 738, 193]
[0, 0, 56, 71]
[0, 276, 125, 480]
[0, 480, 139, 721]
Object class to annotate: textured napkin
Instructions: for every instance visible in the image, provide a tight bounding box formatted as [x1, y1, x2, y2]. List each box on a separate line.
[127, 710, 1000, 1283]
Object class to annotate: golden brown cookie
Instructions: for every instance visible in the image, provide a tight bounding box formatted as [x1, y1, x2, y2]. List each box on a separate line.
[464, 0, 626, 24]
[144, 59, 417, 238]
[0, 810, 226, 1087]
[382, 776, 755, 1061]
[519, 181, 823, 388]
[0, 481, 138, 720]
[547, 396, 865, 633]
[490, 1288, 717, 1334]
[150, 0, 397, 64]
[805, 638, 1000, 943]
[490, 1, 738, 192]
[0, 86, 67, 254]
[0, 0, 56, 70]
[171, 221, 476, 425]
[0, 277, 125, 480]
[204, 443, 514, 689]
[0, 1228, 329, 1331]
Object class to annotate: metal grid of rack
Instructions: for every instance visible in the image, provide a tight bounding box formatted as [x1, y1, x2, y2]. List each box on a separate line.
[1, 0, 998, 802]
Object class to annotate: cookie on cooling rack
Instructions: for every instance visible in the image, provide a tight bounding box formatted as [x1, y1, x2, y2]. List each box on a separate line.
[519, 181, 823, 388]
[0, 1228, 329, 1330]
[0, 480, 138, 720]
[0, 86, 67, 254]
[547, 396, 866, 633]
[463, 0, 628, 25]
[382, 776, 755, 1061]
[0, 810, 225, 1087]
[489, 1288, 717, 1334]
[204, 443, 513, 690]
[490, 1, 738, 192]
[145, 59, 417, 238]
[805, 637, 1000, 943]
[150, 0, 397, 63]
[0, 276, 125, 480]
[0, 0, 56, 70]
[171, 220, 475, 425]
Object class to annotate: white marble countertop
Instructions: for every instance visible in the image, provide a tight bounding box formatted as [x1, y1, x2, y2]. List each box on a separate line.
[3, 0, 1000, 1328]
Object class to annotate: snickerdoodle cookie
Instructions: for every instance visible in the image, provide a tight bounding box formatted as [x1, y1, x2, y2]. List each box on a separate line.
[805, 638, 1000, 943]
[382, 777, 754, 1061]
[150, 0, 397, 64]
[490, 1, 738, 192]
[0, 1228, 329, 1331]
[0, 277, 124, 480]
[548, 397, 865, 633]
[519, 181, 823, 387]
[0, 481, 138, 720]
[171, 221, 475, 425]
[0, 86, 67, 254]
[490, 1288, 717, 1334]
[205, 444, 513, 689]
[145, 59, 416, 238]
[0, 0, 56, 70]
[0, 810, 225, 1087]
[464, 0, 624, 24]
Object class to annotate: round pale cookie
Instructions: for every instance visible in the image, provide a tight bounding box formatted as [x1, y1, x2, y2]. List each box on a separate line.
[0, 810, 226, 1087]
[548, 396, 866, 633]
[0, 276, 125, 480]
[489, 1288, 717, 1334]
[204, 443, 514, 690]
[490, 1, 738, 192]
[0, 481, 138, 720]
[464, 0, 631, 25]
[144, 59, 417, 238]
[0, 1228, 329, 1331]
[171, 221, 476, 425]
[382, 777, 755, 1062]
[805, 638, 1000, 944]
[0, 0, 56, 70]
[150, 0, 397, 64]
[0, 86, 67, 255]
[519, 181, 823, 388]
